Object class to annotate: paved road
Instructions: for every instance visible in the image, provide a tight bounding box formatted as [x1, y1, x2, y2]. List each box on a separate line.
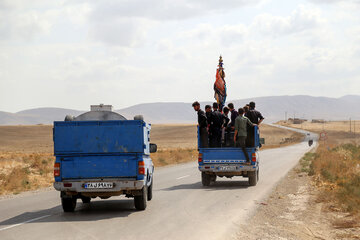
[0, 128, 317, 240]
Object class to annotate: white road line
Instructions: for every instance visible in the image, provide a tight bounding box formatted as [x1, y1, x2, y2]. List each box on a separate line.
[0, 215, 51, 232]
[176, 175, 190, 180]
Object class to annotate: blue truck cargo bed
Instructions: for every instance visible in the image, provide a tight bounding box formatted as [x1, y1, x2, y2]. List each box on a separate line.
[197, 126, 260, 186]
[54, 120, 147, 155]
[200, 148, 256, 164]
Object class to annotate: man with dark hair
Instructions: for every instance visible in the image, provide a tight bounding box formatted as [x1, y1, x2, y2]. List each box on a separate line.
[208, 102, 223, 147]
[246, 102, 264, 125]
[243, 105, 249, 114]
[226, 103, 238, 147]
[222, 107, 230, 128]
[227, 103, 239, 130]
[192, 101, 208, 148]
[245, 101, 264, 147]
[234, 108, 256, 163]
[205, 105, 212, 124]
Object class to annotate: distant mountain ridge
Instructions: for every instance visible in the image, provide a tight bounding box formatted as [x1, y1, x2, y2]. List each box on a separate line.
[0, 95, 359, 125]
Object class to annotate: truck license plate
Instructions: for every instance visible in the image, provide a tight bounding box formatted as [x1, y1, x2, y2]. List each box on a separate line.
[84, 182, 113, 189]
[218, 166, 237, 171]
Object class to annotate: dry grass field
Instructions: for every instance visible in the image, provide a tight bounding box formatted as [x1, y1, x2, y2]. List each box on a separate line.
[0, 125, 53, 153]
[280, 120, 360, 219]
[279, 120, 360, 145]
[0, 124, 303, 195]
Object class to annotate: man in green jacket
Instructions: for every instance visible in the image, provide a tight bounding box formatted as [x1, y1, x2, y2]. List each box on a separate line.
[234, 108, 257, 163]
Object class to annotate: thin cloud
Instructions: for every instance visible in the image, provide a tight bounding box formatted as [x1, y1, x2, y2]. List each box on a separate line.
[252, 5, 326, 37]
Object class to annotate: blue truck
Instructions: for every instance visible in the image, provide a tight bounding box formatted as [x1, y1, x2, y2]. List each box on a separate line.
[53, 105, 156, 212]
[198, 126, 261, 186]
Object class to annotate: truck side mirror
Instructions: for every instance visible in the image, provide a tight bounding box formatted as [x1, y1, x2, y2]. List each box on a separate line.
[260, 138, 265, 145]
[150, 143, 157, 153]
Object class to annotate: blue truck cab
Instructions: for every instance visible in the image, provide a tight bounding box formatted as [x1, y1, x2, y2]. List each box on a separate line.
[53, 105, 156, 212]
[198, 126, 261, 186]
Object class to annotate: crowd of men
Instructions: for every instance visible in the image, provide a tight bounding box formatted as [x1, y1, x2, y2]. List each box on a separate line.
[192, 101, 264, 163]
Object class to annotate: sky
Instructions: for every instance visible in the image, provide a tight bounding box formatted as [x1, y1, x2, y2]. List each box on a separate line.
[0, 0, 360, 112]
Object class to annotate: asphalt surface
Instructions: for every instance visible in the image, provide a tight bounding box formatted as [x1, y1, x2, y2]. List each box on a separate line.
[0, 127, 317, 240]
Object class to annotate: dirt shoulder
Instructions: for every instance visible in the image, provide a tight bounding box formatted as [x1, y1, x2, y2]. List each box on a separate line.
[235, 150, 360, 240]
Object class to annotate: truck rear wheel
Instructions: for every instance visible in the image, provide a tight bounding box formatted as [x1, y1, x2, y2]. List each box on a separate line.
[210, 174, 217, 183]
[62, 196, 77, 212]
[134, 186, 147, 210]
[248, 170, 258, 186]
[81, 196, 91, 204]
[147, 178, 153, 201]
[201, 172, 211, 186]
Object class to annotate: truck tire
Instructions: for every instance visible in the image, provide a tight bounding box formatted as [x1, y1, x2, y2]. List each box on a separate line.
[257, 169, 259, 182]
[81, 196, 91, 204]
[248, 171, 258, 186]
[147, 178, 153, 201]
[134, 186, 147, 210]
[62, 196, 77, 212]
[201, 172, 211, 186]
[210, 174, 217, 183]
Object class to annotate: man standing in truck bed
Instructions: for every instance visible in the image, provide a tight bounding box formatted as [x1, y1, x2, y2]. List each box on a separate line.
[245, 101, 264, 147]
[227, 103, 239, 130]
[234, 108, 256, 163]
[192, 101, 209, 148]
[208, 102, 223, 148]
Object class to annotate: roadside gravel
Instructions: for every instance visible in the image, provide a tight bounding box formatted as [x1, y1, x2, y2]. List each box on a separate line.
[235, 162, 360, 240]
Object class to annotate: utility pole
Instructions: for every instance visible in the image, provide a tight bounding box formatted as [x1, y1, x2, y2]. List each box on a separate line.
[350, 118, 352, 133]
[354, 120, 356, 138]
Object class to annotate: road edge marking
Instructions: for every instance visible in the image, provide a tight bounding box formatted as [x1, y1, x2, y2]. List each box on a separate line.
[176, 175, 190, 180]
[0, 214, 51, 232]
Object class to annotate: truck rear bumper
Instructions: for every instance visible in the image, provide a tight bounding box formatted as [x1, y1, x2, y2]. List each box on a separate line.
[198, 164, 258, 172]
[54, 179, 144, 192]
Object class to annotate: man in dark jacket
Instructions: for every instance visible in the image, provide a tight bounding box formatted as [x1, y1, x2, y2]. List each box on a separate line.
[227, 103, 239, 130]
[226, 103, 238, 147]
[222, 106, 230, 146]
[222, 107, 230, 129]
[245, 101, 264, 147]
[205, 105, 212, 125]
[192, 101, 208, 148]
[246, 102, 264, 125]
[208, 103, 223, 148]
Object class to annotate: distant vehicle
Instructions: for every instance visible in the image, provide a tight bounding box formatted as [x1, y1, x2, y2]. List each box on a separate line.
[53, 105, 156, 212]
[308, 139, 313, 146]
[198, 126, 262, 186]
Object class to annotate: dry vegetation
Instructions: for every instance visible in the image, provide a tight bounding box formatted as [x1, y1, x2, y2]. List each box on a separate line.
[280, 120, 360, 145]
[0, 125, 54, 195]
[237, 121, 360, 239]
[0, 152, 53, 195]
[0, 123, 302, 195]
[282, 121, 360, 221]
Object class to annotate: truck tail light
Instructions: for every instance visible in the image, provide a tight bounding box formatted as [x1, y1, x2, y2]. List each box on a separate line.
[54, 162, 60, 177]
[252, 153, 257, 162]
[138, 161, 145, 175]
[198, 153, 203, 163]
